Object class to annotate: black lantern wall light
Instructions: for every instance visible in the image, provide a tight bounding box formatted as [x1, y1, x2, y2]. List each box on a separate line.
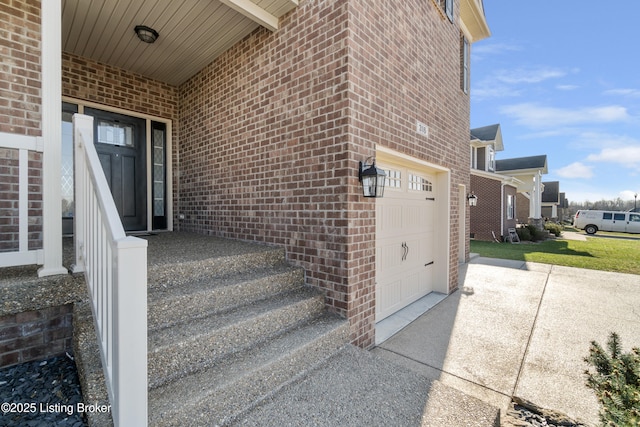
[358, 158, 386, 198]
[467, 192, 478, 206]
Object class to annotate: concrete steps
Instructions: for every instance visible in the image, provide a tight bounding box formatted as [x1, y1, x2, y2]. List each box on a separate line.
[145, 237, 350, 426]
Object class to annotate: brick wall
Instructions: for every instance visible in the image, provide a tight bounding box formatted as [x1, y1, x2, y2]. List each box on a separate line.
[470, 174, 518, 241]
[62, 52, 178, 121]
[517, 193, 530, 224]
[346, 0, 470, 343]
[0, 304, 73, 368]
[177, 0, 470, 347]
[470, 174, 502, 241]
[0, 0, 41, 137]
[504, 185, 517, 233]
[0, 0, 43, 253]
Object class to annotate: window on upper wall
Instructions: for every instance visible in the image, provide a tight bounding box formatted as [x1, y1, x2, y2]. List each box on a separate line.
[433, 0, 453, 22]
[445, 0, 453, 21]
[461, 34, 470, 93]
[487, 146, 495, 172]
[507, 195, 515, 220]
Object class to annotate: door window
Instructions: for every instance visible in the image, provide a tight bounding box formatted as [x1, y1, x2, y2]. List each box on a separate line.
[97, 120, 135, 146]
[614, 213, 626, 221]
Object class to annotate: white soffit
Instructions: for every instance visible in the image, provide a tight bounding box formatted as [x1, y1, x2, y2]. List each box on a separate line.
[62, 0, 298, 86]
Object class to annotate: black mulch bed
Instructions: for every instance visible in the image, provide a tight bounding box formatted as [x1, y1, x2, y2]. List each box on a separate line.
[0, 354, 87, 427]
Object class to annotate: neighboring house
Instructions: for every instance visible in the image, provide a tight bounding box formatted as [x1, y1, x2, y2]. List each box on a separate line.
[469, 124, 521, 241]
[558, 191, 570, 222]
[496, 155, 548, 229]
[1, 0, 490, 357]
[541, 181, 560, 221]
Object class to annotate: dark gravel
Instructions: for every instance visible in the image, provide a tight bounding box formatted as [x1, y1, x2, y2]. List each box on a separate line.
[504, 398, 587, 427]
[0, 354, 87, 427]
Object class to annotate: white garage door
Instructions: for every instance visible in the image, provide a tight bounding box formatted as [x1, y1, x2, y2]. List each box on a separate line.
[376, 162, 436, 321]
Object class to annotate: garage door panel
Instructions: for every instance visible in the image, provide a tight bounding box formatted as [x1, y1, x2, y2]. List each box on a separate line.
[376, 240, 405, 272]
[377, 204, 403, 234]
[376, 161, 438, 322]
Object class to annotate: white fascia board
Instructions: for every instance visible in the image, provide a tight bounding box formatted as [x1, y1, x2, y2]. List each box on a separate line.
[220, 0, 279, 31]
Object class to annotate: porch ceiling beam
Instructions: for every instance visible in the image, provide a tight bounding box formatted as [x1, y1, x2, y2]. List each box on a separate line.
[219, 0, 280, 32]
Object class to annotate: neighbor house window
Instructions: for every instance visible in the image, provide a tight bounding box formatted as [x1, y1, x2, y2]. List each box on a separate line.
[461, 34, 469, 93]
[488, 146, 495, 172]
[507, 195, 515, 220]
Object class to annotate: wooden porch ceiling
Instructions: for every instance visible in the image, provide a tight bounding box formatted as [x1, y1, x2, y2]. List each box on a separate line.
[62, 0, 298, 86]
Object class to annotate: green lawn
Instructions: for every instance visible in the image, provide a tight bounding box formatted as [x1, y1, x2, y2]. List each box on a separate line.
[470, 237, 640, 275]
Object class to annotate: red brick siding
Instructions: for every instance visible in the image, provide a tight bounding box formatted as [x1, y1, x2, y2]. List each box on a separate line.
[470, 174, 518, 241]
[178, 0, 470, 347]
[347, 0, 470, 343]
[0, 0, 41, 137]
[470, 174, 502, 241]
[0, 1, 43, 252]
[0, 304, 73, 368]
[0, 148, 42, 252]
[62, 52, 178, 121]
[517, 193, 530, 224]
[504, 185, 518, 234]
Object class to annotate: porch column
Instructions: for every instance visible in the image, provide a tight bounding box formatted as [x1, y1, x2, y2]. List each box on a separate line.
[528, 171, 542, 220]
[38, 0, 67, 277]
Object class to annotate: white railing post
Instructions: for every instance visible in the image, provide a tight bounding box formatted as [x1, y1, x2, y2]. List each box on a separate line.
[73, 113, 148, 426]
[38, 0, 67, 277]
[72, 114, 90, 273]
[112, 236, 148, 426]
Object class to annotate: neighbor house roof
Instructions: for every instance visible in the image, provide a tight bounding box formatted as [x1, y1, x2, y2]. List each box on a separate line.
[542, 181, 560, 203]
[496, 155, 548, 173]
[470, 123, 503, 151]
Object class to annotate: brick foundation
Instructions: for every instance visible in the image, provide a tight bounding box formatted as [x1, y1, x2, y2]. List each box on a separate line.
[0, 304, 74, 368]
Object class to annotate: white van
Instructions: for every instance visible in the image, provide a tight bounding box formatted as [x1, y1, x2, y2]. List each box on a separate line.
[574, 210, 640, 234]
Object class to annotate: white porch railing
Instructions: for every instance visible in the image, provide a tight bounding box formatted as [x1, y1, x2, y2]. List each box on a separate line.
[0, 133, 44, 267]
[72, 114, 148, 426]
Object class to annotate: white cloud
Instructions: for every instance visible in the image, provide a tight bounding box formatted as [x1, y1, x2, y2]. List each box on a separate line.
[556, 84, 579, 91]
[587, 146, 640, 167]
[493, 67, 567, 84]
[603, 88, 640, 98]
[556, 162, 593, 179]
[619, 190, 640, 201]
[472, 42, 522, 60]
[499, 103, 631, 128]
[473, 66, 571, 100]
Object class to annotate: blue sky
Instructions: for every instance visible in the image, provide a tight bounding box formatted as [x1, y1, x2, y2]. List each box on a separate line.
[470, 2, 640, 204]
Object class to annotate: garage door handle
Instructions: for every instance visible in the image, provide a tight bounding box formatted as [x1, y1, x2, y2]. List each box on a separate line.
[401, 242, 408, 261]
[425, 261, 434, 266]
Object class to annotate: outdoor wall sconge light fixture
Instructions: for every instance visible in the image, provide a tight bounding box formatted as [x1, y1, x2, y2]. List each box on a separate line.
[467, 192, 478, 207]
[134, 25, 159, 44]
[359, 157, 386, 198]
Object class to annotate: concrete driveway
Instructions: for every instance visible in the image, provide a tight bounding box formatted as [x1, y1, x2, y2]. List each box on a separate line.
[373, 257, 640, 426]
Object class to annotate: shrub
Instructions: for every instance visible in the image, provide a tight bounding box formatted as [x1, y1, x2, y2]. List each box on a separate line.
[545, 222, 563, 237]
[525, 224, 546, 241]
[516, 227, 531, 241]
[584, 332, 640, 426]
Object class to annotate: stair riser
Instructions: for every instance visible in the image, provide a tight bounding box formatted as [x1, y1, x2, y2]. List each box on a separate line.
[148, 268, 304, 331]
[147, 249, 286, 288]
[152, 323, 350, 427]
[148, 293, 326, 389]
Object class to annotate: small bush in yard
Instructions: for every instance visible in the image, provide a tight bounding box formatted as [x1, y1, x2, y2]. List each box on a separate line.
[545, 222, 563, 237]
[584, 332, 640, 426]
[516, 227, 531, 241]
[525, 224, 547, 241]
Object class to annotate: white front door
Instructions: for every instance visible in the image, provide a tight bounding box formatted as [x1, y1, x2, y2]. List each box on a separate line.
[376, 163, 437, 321]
